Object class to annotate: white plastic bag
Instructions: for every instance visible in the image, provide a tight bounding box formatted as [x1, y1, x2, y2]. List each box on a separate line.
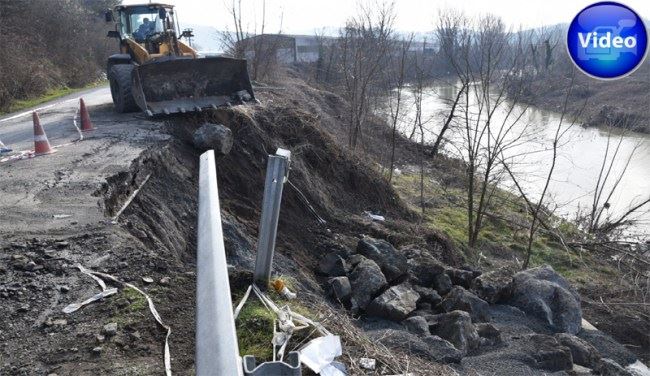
[300, 335, 344, 375]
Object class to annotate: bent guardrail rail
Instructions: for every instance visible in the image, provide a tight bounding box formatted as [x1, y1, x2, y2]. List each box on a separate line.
[196, 150, 242, 376]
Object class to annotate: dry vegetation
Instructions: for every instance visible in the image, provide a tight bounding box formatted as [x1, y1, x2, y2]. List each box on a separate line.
[0, 0, 117, 111]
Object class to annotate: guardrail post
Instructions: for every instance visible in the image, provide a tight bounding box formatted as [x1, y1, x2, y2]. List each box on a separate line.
[253, 148, 291, 288]
[196, 150, 242, 376]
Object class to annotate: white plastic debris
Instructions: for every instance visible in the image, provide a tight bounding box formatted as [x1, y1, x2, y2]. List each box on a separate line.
[62, 288, 118, 313]
[279, 285, 297, 300]
[364, 211, 385, 222]
[300, 335, 343, 375]
[320, 363, 347, 376]
[627, 360, 650, 376]
[272, 331, 290, 347]
[581, 318, 597, 331]
[359, 357, 376, 370]
[53, 214, 72, 219]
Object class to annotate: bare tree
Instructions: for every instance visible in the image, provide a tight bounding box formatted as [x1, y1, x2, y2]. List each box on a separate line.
[412, 43, 427, 213]
[436, 10, 533, 252]
[429, 82, 467, 159]
[526, 25, 561, 75]
[220, 0, 246, 58]
[387, 34, 413, 182]
[220, 0, 284, 81]
[501, 71, 581, 269]
[586, 119, 650, 236]
[339, 3, 395, 150]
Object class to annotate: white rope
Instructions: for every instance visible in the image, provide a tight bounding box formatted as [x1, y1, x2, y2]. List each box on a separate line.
[234, 284, 331, 361]
[233, 284, 253, 320]
[72, 108, 84, 141]
[64, 264, 172, 376]
[111, 173, 152, 223]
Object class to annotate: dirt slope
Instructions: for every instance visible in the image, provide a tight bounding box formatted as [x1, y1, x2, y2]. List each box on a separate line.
[0, 77, 456, 374]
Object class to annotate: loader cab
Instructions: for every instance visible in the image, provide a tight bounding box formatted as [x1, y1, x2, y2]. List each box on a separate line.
[118, 5, 176, 43]
[113, 4, 177, 41]
[108, 3, 183, 59]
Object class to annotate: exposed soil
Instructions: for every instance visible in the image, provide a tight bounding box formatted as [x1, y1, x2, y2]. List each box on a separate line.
[0, 78, 459, 375]
[1, 71, 647, 375]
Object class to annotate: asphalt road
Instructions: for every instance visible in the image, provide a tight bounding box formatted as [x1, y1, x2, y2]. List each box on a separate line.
[0, 86, 167, 235]
[0, 86, 114, 152]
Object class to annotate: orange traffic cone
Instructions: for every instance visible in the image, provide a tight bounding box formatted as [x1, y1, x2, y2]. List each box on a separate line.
[79, 98, 94, 132]
[33, 112, 55, 156]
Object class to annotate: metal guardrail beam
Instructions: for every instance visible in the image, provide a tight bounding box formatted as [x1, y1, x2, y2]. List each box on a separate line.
[253, 148, 291, 288]
[196, 150, 242, 376]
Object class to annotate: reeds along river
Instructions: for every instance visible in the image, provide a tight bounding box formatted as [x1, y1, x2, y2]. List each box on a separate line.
[385, 82, 650, 237]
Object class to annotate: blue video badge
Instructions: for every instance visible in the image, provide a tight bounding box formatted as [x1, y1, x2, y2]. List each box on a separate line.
[567, 2, 648, 79]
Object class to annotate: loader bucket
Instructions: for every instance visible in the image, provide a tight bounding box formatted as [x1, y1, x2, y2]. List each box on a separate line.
[131, 56, 256, 116]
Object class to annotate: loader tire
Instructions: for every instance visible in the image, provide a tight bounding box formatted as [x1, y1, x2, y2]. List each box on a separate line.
[109, 64, 138, 113]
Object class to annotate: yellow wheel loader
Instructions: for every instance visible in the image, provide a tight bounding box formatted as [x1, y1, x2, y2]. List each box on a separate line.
[105, 3, 255, 116]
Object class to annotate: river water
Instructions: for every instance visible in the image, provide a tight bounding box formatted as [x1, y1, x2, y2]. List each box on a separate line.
[387, 83, 650, 237]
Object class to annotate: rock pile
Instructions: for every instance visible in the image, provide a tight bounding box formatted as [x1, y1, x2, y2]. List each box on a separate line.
[316, 236, 639, 373]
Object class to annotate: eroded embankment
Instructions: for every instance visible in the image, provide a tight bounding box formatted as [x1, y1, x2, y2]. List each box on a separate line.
[88, 81, 646, 375]
[76, 95, 459, 374]
[0, 139, 202, 374]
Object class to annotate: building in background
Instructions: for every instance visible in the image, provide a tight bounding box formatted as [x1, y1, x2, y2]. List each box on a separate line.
[237, 34, 334, 64]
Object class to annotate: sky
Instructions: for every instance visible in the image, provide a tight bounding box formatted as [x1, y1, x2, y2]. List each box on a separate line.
[123, 0, 650, 34]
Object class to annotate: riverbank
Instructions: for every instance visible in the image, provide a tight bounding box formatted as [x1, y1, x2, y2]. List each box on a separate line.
[517, 64, 650, 133]
[388, 78, 650, 237]
[372, 75, 650, 361]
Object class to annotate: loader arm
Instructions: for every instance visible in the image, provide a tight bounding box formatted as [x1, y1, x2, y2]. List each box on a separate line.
[125, 38, 150, 65]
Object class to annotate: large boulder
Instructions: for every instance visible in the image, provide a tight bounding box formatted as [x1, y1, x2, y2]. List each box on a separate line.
[368, 329, 463, 364]
[356, 237, 408, 282]
[317, 253, 347, 277]
[476, 323, 502, 346]
[348, 256, 387, 310]
[192, 123, 233, 155]
[509, 265, 582, 334]
[470, 265, 516, 304]
[555, 333, 601, 368]
[428, 310, 480, 355]
[440, 286, 490, 322]
[433, 273, 453, 296]
[400, 248, 446, 287]
[577, 329, 637, 367]
[327, 276, 352, 305]
[596, 358, 634, 376]
[367, 284, 419, 321]
[446, 267, 480, 288]
[529, 334, 574, 372]
[422, 335, 464, 364]
[412, 285, 442, 307]
[403, 316, 430, 336]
